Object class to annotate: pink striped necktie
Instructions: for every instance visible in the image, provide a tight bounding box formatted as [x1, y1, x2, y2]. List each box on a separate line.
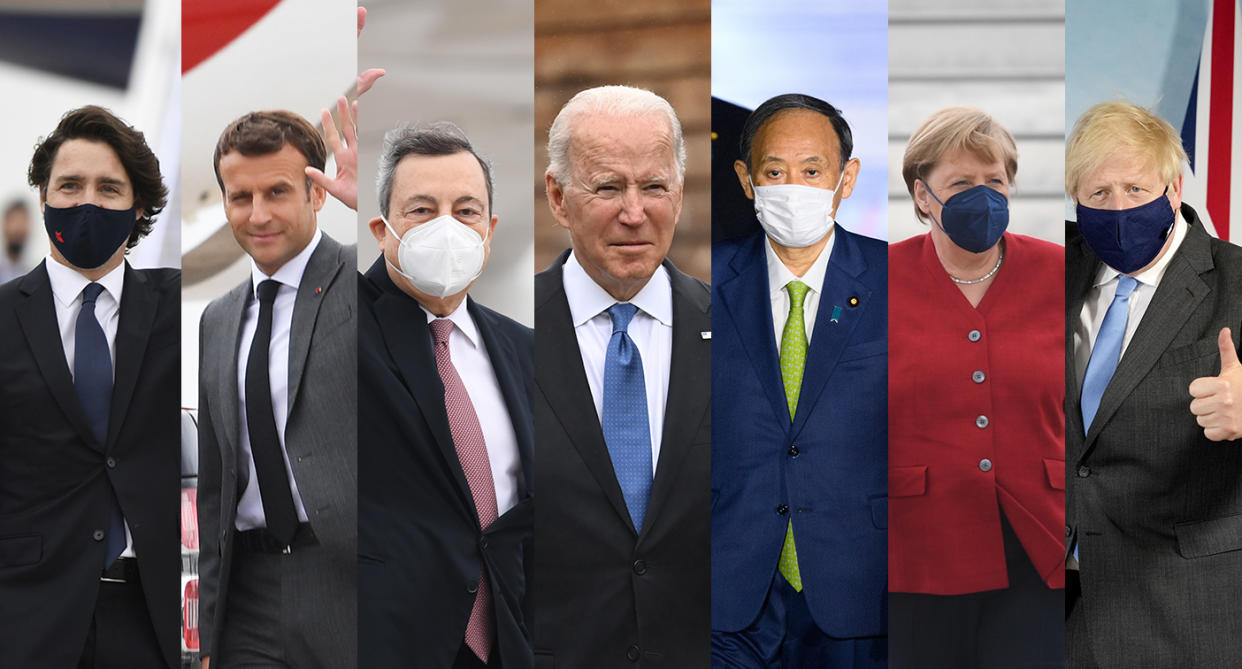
[430, 318, 498, 663]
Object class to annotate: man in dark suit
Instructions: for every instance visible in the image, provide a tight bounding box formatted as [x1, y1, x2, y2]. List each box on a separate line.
[0, 105, 178, 668]
[534, 85, 711, 668]
[711, 94, 887, 667]
[356, 122, 534, 669]
[1066, 101, 1242, 668]
[197, 110, 356, 669]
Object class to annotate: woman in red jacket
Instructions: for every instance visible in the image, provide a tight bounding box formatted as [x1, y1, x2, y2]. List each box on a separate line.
[888, 107, 1065, 668]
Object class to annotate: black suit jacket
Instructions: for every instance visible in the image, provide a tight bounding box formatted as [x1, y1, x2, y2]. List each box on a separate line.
[533, 250, 711, 668]
[1067, 204, 1242, 667]
[0, 261, 179, 669]
[358, 257, 535, 669]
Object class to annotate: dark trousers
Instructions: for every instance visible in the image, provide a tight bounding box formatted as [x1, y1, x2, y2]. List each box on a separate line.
[890, 515, 1064, 669]
[77, 576, 165, 669]
[712, 572, 887, 668]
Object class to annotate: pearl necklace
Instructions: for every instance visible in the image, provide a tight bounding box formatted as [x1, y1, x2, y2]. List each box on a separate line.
[948, 248, 1004, 285]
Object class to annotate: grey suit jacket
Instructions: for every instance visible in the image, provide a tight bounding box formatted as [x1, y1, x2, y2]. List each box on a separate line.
[196, 232, 357, 667]
[1067, 204, 1242, 668]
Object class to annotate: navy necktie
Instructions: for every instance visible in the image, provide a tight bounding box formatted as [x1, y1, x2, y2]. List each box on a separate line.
[74, 282, 124, 566]
[601, 303, 653, 532]
[245, 279, 298, 546]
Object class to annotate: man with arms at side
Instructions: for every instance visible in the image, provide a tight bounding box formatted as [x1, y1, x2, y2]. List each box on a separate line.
[356, 122, 533, 669]
[0, 199, 32, 284]
[197, 110, 356, 668]
[1066, 101, 1242, 668]
[534, 85, 711, 668]
[712, 94, 886, 667]
[0, 105, 178, 668]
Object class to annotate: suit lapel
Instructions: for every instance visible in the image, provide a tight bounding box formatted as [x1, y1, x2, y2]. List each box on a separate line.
[107, 264, 158, 451]
[535, 253, 636, 533]
[1085, 218, 1213, 450]
[369, 260, 476, 515]
[14, 262, 98, 450]
[717, 234, 790, 429]
[1065, 233, 1096, 450]
[792, 227, 870, 437]
[215, 281, 249, 471]
[643, 261, 710, 541]
[469, 299, 534, 499]
[287, 235, 345, 417]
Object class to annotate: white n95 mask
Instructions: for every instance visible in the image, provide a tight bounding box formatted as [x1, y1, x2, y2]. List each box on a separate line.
[382, 214, 490, 298]
[750, 170, 844, 248]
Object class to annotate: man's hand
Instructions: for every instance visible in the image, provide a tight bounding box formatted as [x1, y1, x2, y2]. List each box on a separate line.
[306, 96, 360, 210]
[1189, 327, 1242, 441]
[201, 658, 209, 669]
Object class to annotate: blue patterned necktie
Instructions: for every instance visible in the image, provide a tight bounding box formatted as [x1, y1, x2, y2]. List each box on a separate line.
[601, 303, 653, 532]
[74, 282, 124, 566]
[1081, 275, 1139, 431]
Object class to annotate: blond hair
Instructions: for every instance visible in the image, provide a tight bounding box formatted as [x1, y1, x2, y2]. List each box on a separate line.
[902, 107, 1018, 223]
[1065, 101, 1186, 198]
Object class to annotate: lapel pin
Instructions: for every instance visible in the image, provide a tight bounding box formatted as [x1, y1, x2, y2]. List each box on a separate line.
[848, 296, 860, 307]
[700, 331, 711, 340]
[830, 306, 842, 323]
[315, 286, 322, 295]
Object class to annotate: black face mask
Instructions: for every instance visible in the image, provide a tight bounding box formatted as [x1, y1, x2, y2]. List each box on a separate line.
[43, 203, 136, 269]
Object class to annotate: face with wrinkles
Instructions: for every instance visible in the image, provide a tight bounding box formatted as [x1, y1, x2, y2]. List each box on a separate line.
[546, 111, 683, 301]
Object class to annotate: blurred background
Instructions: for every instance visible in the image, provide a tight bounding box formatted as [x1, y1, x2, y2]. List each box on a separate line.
[355, 0, 534, 325]
[0, 0, 179, 278]
[534, 0, 710, 283]
[888, 0, 1065, 244]
[179, 0, 355, 406]
[712, 0, 888, 244]
[1067, 0, 1238, 242]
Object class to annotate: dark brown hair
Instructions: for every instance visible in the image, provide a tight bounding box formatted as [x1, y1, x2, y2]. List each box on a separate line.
[27, 105, 168, 250]
[213, 110, 327, 196]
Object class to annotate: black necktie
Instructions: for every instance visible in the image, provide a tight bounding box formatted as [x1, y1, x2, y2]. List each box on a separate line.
[74, 283, 124, 566]
[245, 279, 298, 546]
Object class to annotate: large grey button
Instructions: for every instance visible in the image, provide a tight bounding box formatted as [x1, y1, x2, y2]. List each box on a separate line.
[972, 370, 985, 383]
[968, 330, 982, 342]
[92, 529, 105, 541]
[626, 645, 641, 662]
[633, 559, 647, 575]
[105, 457, 116, 469]
[979, 458, 993, 472]
[1077, 466, 1091, 478]
[975, 415, 989, 429]
[466, 580, 478, 594]
[1065, 525, 1072, 538]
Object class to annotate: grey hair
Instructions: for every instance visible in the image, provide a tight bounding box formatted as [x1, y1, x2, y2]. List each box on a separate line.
[375, 121, 494, 218]
[546, 85, 686, 185]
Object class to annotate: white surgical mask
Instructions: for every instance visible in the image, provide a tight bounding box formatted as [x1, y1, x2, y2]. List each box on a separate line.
[382, 214, 490, 298]
[750, 170, 844, 248]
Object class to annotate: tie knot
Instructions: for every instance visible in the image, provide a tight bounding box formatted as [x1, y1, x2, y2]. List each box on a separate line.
[607, 302, 639, 334]
[81, 282, 104, 305]
[256, 279, 281, 304]
[1115, 275, 1138, 300]
[430, 318, 454, 345]
[786, 280, 810, 308]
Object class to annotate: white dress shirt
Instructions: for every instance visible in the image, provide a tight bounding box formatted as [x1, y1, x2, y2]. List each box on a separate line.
[422, 301, 522, 516]
[234, 229, 321, 531]
[766, 232, 834, 349]
[1074, 212, 1187, 384]
[47, 258, 136, 556]
[562, 251, 672, 475]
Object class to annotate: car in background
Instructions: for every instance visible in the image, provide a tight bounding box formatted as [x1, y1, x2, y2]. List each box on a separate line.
[181, 409, 200, 668]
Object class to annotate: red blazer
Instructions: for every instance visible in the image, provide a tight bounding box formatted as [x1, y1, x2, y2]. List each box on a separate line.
[889, 232, 1065, 595]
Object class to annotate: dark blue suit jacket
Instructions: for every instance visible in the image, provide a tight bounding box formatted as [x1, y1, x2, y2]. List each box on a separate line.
[710, 226, 887, 638]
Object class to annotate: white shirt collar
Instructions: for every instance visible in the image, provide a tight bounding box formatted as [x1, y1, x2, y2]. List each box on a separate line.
[1092, 210, 1187, 288]
[249, 227, 322, 297]
[421, 298, 482, 350]
[765, 229, 834, 297]
[46, 257, 126, 308]
[563, 250, 673, 328]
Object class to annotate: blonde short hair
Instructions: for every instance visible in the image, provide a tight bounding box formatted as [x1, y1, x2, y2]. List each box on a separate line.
[1065, 101, 1186, 198]
[901, 107, 1018, 223]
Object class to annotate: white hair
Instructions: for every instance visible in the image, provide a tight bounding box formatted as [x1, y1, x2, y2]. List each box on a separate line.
[546, 85, 686, 185]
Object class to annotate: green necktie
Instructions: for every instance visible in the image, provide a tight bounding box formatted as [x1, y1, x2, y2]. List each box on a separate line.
[778, 280, 809, 591]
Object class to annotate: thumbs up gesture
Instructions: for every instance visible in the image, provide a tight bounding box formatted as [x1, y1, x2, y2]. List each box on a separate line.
[1189, 327, 1242, 441]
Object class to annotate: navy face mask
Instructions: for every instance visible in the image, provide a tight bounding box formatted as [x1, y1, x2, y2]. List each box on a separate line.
[1075, 192, 1175, 275]
[925, 184, 1010, 253]
[43, 203, 136, 270]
